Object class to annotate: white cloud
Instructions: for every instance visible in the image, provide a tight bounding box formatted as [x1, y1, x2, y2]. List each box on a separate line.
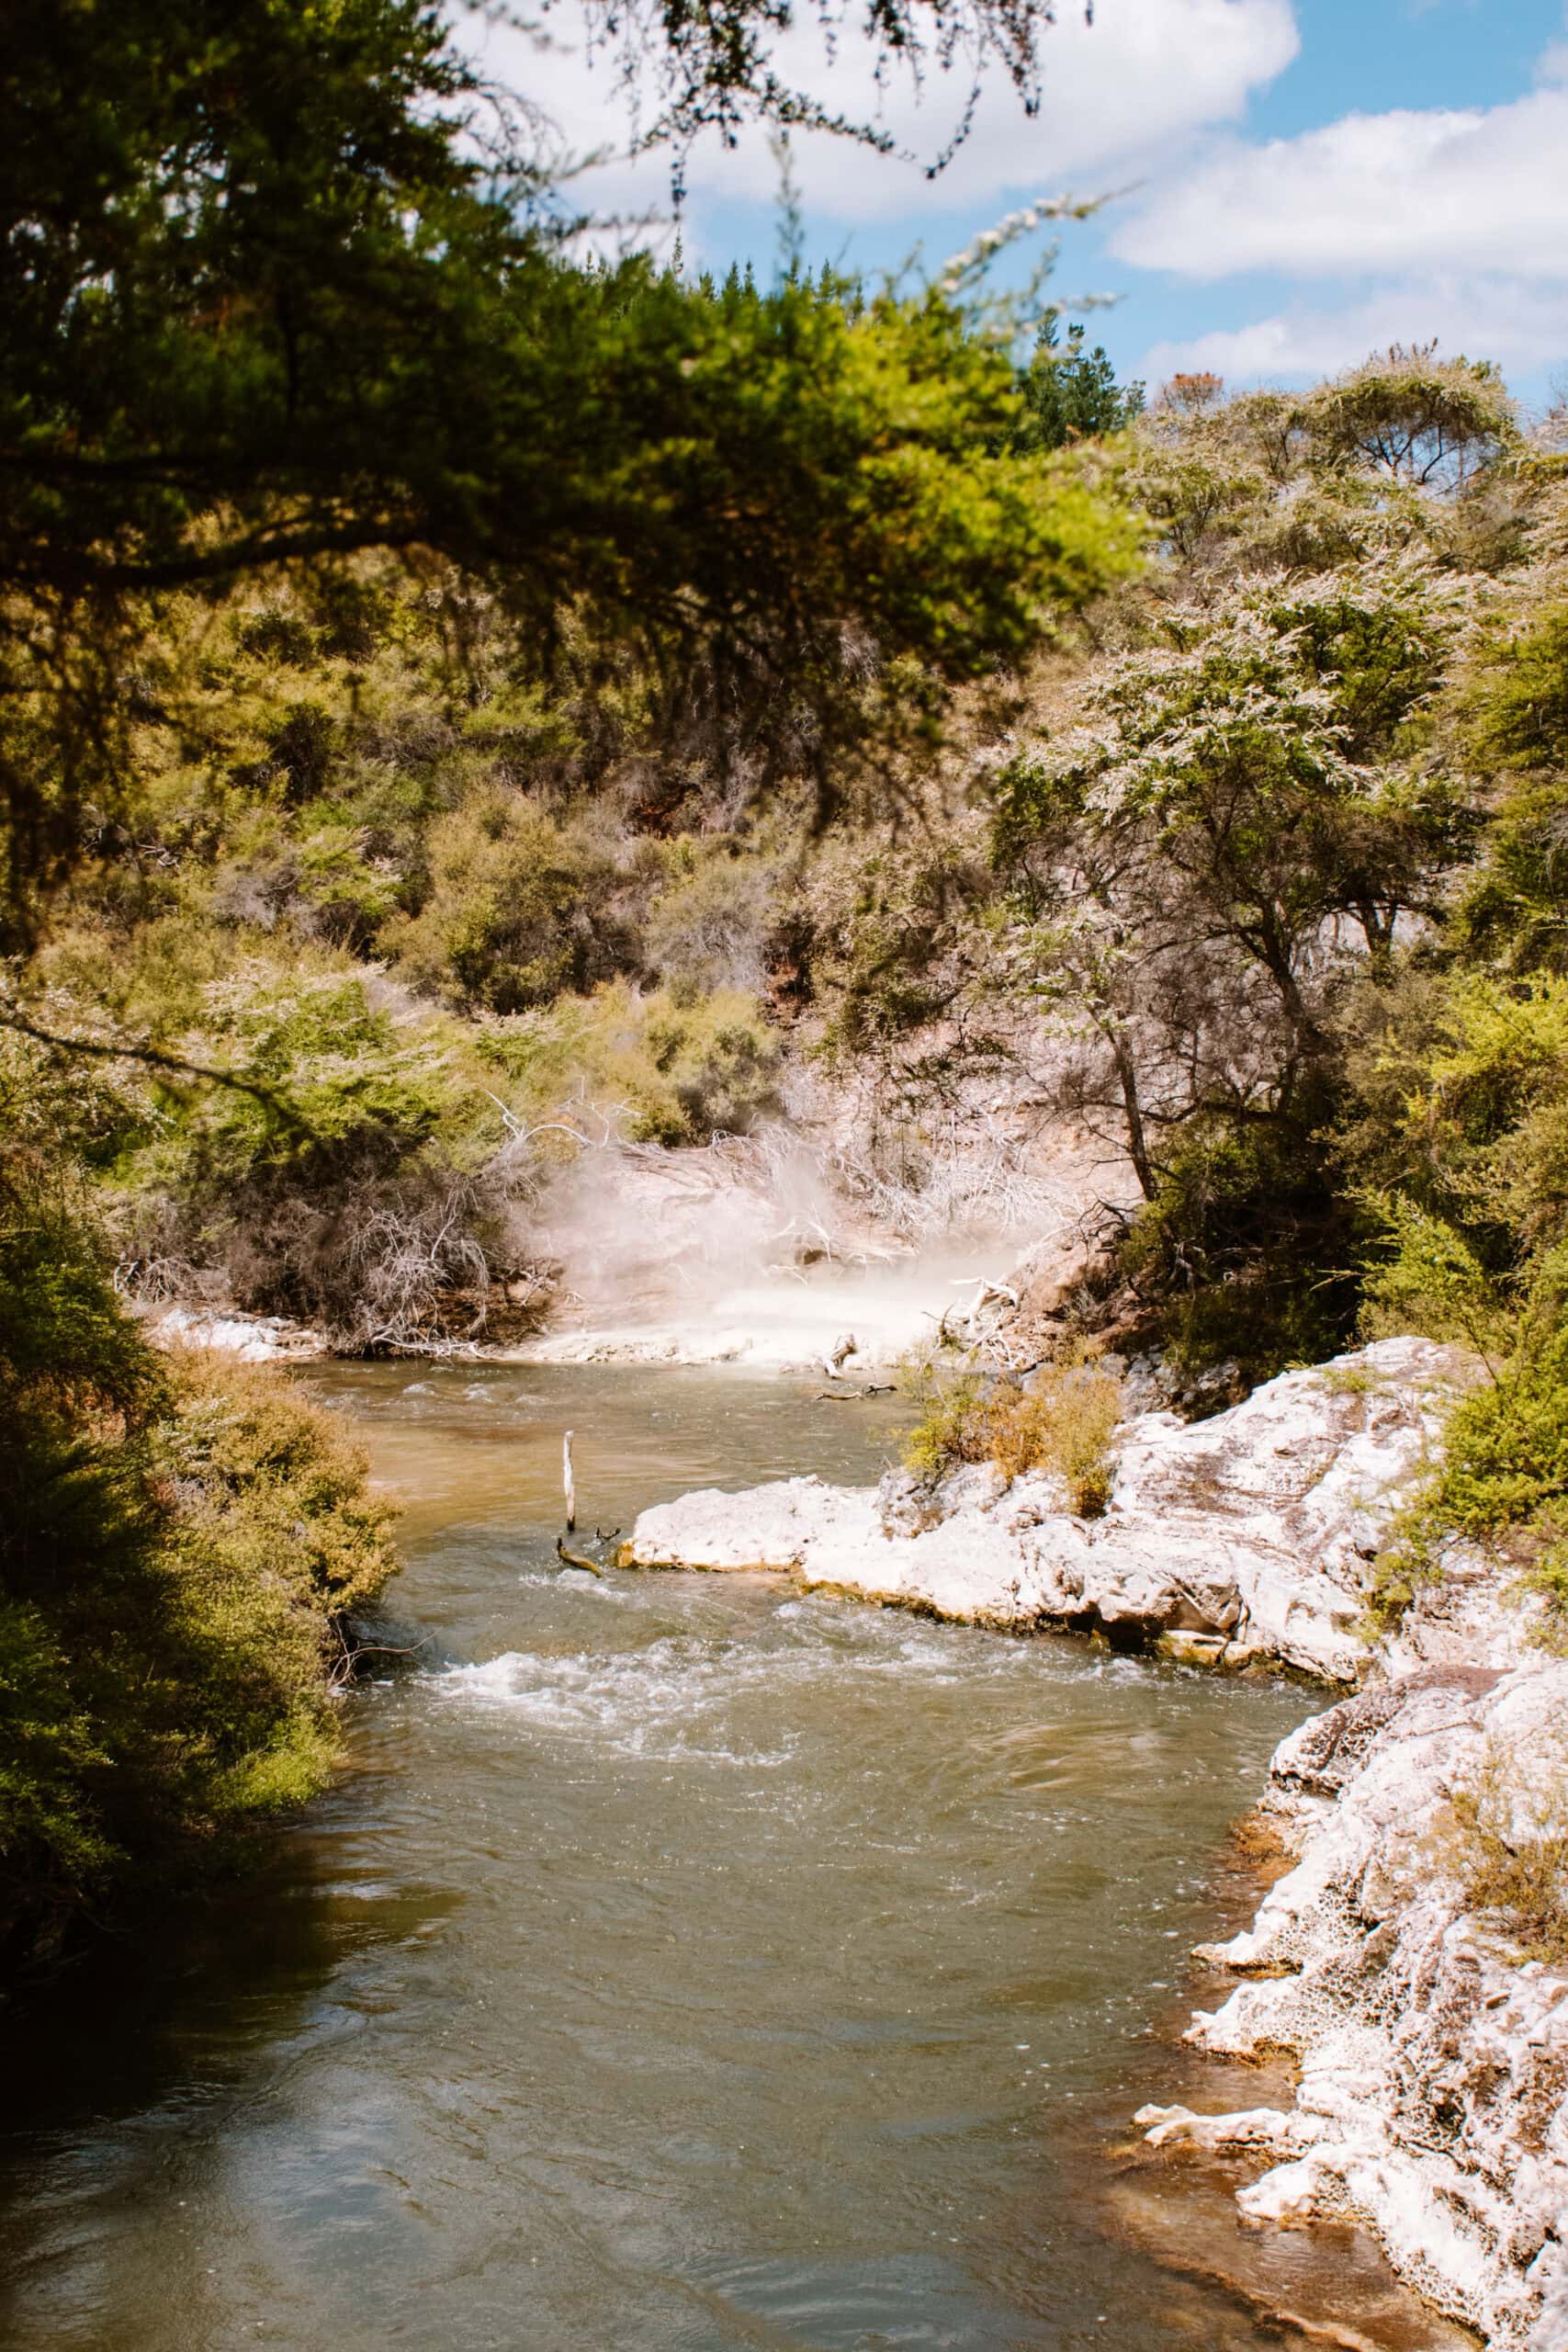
[1113, 11, 1568, 391]
[476, 0, 1298, 224]
[1142, 275, 1568, 389]
[1113, 85, 1568, 282]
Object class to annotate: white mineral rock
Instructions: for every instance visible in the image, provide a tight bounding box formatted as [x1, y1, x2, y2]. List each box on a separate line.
[1167, 1666, 1568, 2349]
[145, 1304, 329, 1362]
[622, 1338, 1528, 1679]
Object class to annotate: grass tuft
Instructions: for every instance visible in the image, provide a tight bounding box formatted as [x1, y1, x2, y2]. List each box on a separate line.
[1433, 1742, 1568, 1965]
[899, 1345, 1122, 1517]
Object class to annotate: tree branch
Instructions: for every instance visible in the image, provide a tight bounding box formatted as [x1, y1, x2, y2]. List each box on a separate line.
[0, 1006, 320, 1136]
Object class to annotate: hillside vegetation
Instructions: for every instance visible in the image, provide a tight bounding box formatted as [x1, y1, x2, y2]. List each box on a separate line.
[6, 3, 1567, 1979]
[0, 0, 1157, 1975]
[23, 349, 1567, 1365]
[872, 351, 1568, 1634]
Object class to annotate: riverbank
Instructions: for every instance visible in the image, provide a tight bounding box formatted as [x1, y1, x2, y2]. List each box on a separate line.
[619, 1338, 1533, 1680]
[1141, 1666, 1568, 2351]
[616, 1335, 1568, 2348]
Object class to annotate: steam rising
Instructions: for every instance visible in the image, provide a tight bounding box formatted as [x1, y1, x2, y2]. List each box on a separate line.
[516, 1130, 1085, 1370]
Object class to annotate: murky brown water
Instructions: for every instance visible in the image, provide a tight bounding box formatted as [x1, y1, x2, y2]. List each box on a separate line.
[0, 1366, 1457, 2350]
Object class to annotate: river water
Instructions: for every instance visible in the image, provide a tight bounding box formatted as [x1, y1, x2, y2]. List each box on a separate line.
[0, 1367, 1447, 2350]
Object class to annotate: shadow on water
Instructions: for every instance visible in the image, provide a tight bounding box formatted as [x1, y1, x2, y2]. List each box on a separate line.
[0, 1791, 461, 2352]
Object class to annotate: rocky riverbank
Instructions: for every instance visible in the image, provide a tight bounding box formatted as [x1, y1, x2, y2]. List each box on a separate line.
[621, 1337, 1532, 1681]
[621, 1334, 1567, 2348]
[1141, 1667, 1568, 2350]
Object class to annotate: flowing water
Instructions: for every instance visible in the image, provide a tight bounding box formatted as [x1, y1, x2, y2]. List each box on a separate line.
[0, 1367, 1450, 2350]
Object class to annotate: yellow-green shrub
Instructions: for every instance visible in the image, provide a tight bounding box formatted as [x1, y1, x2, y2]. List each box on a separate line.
[1435, 1742, 1568, 1963]
[899, 1348, 1122, 1515]
[897, 1350, 993, 1479]
[382, 792, 631, 1013]
[987, 1361, 1124, 1514]
[475, 980, 782, 1146]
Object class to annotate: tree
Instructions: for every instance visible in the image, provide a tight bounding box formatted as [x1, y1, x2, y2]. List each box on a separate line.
[561, 0, 1084, 163]
[1292, 346, 1517, 492]
[1014, 316, 1145, 453]
[1, 0, 1133, 938]
[992, 554, 1475, 1190]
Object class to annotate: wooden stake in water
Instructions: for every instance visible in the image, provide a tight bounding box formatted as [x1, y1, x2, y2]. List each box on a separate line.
[563, 1430, 576, 1532]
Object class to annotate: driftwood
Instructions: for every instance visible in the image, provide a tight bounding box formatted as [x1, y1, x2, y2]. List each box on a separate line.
[950, 1274, 1021, 1314]
[555, 1534, 604, 1577]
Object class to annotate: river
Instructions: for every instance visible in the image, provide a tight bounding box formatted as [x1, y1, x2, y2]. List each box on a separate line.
[0, 1366, 1452, 2350]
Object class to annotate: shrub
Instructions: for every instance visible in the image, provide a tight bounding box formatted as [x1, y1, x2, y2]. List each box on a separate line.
[1436, 1741, 1568, 1964]
[642, 838, 779, 993]
[987, 1360, 1123, 1514]
[475, 981, 783, 1147]
[84, 948, 528, 1344]
[383, 792, 633, 1013]
[1355, 974, 1568, 1264]
[1368, 1248, 1568, 1643]
[1120, 1117, 1363, 1386]
[116, 957, 476, 1196]
[0, 1161, 399, 1976]
[210, 1159, 525, 1350]
[897, 1348, 993, 1478]
[899, 1346, 1122, 1514]
[1359, 1193, 1508, 1362]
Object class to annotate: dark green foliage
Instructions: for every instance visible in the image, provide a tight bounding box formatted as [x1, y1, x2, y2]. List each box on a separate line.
[383, 796, 631, 1014]
[1121, 1118, 1364, 1386]
[0, 1153, 398, 1978]
[1014, 317, 1145, 453]
[0, 0, 1139, 941]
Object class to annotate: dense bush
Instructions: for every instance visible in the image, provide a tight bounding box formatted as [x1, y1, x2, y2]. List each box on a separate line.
[383, 795, 634, 1013]
[1120, 1117, 1366, 1387]
[475, 981, 784, 1148]
[900, 1347, 1122, 1515]
[1346, 954, 1568, 1632]
[0, 1159, 398, 1977]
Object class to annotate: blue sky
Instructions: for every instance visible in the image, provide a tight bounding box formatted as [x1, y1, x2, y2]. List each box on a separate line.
[483, 0, 1568, 408]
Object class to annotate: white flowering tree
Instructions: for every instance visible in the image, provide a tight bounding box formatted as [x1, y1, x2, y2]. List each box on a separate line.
[993, 550, 1477, 1198]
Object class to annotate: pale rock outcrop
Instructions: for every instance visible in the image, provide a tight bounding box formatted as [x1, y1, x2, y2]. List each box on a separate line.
[1145, 1667, 1568, 2350]
[625, 1329, 1568, 2343]
[622, 1337, 1524, 1680]
[145, 1304, 329, 1362]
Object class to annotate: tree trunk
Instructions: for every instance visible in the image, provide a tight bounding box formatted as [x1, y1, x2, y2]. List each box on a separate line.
[1106, 1023, 1159, 1201]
